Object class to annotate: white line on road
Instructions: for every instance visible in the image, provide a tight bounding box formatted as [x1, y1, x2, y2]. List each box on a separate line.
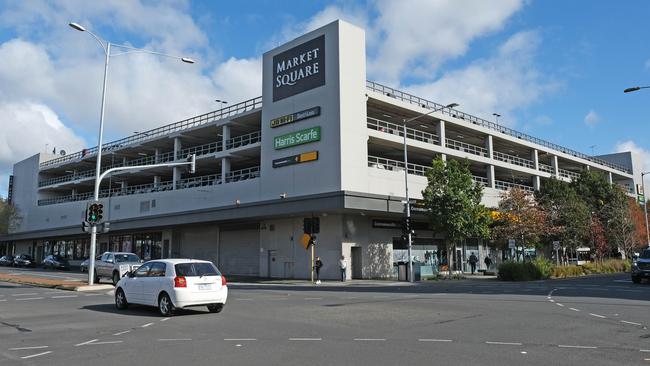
[141, 323, 154, 328]
[236, 298, 253, 301]
[16, 297, 44, 301]
[75, 339, 98, 347]
[558, 345, 597, 349]
[224, 338, 257, 341]
[485, 341, 522, 346]
[589, 313, 606, 319]
[9, 346, 49, 351]
[418, 339, 452, 342]
[158, 339, 192, 342]
[640, 349, 650, 353]
[556, 303, 564, 307]
[0, 299, 6, 302]
[621, 320, 642, 326]
[289, 338, 322, 341]
[113, 330, 131, 336]
[84, 293, 103, 297]
[304, 297, 322, 300]
[89, 341, 123, 345]
[21, 351, 52, 359]
[569, 308, 580, 312]
[354, 338, 386, 341]
[549, 299, 555, 303]
[160, 318, 170, 322]
[52, 295, 78, 299]
[12, 293, 39, 296]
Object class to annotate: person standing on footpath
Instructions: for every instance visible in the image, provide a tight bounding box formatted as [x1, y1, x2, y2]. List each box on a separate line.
[468, 252, 478, 274]
[314, 256, 323, 284]
[339, 256, 347, 282]
[484, 255, 492, 270]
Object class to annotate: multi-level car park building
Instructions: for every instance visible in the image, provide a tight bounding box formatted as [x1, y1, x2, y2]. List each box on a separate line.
[0, 20, 640, 280]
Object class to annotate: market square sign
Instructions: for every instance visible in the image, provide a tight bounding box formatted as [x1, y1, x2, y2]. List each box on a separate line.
[273, 35, 325, 102]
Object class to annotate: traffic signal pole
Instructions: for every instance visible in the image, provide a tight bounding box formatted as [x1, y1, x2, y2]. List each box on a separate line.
[86, 155, 196, 285]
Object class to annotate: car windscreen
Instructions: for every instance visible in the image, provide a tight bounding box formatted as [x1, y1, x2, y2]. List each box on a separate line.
[115, 254, 140, 263]
[640, 250, 650, 259]
[175, 262, 221, 277]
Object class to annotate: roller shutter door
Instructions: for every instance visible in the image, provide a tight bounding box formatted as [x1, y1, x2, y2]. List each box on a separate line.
[218, 228, 260, 276]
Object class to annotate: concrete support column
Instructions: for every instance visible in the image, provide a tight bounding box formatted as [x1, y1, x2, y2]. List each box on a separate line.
[608, 172, 613, 185]
[222, 157, 231, 183]
[154, 176, 161, 187]
[485, 135, 494, 159]
[533, 176, 541, 191]
[440, 153, 447, 162]
[121, 181, 127, 193]
[585, 165, 590, 171]
[173, 137, 182, 190]
[532, 149, 539, 170]
[154, 148, 160, 163]
[487, 164, 495, 188]
[222, 125, 231, 150]
[122, 157, 127, 166]
[71, 188, 77, 198]
[551, 155, 559, 178]
[437, 120, 446, 148]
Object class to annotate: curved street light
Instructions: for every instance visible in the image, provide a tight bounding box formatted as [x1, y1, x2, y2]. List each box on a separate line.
[624, 86, 650, 93]
[69, 22, 195, 285]
[402, 102, 459, 282]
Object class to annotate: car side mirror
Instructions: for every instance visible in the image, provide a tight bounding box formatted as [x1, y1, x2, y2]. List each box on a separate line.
[126, 271, 134, 278]
[106, 259, 113, 263]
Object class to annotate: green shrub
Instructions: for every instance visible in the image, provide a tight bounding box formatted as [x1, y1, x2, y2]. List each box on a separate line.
[498, 261, 545, 281]
[532, 258, 553, 279]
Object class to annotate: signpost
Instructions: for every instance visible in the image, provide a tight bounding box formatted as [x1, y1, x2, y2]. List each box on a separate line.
[508, 239, 515, 261]
[553, 241, 560, 266]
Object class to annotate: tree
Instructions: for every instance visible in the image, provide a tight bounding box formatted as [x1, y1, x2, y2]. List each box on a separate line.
[571, 170, 613, 219]
[422, 158, 491, 277]
[493, 187, 551, 260]
[0, 198, 19, 235]
[603, 188, 641, 259]
[590, 217, 608, 261]
[535, 178, 591, 254]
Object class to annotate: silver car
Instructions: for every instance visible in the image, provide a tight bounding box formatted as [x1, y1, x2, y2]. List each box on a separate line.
[94, 252, 142, 285]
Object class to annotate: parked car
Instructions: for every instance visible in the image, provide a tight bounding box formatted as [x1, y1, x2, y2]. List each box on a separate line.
[0, 255, 15, 266]
[115, 259, 228, 316]
[42, 255, 70, 270]
[632, 248, 650, 283]
[13, 254, 34, 268]
[95, 252, 142, 285]
[80, 255, 102, 272]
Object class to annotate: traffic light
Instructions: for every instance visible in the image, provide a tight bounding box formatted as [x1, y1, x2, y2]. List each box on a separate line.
[86, 201, 104, 224]
[303, 218, 312, 234]
[401, 217, 415, 236]
[303, 217, 320, 234]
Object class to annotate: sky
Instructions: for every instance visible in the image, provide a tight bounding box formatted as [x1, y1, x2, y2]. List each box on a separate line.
[0, 0, 649, 197]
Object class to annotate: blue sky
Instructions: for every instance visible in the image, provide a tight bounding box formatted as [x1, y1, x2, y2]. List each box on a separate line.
[0, 0, 649, 197]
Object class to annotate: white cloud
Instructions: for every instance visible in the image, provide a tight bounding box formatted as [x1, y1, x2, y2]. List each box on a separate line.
[584, 109, 599, 127]
[368, 0, 524, 85]
[404, 31, 559, 126]
[211, 57, 262, 104]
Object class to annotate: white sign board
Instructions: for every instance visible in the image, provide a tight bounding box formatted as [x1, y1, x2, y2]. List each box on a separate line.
[508, 239, 516, 249]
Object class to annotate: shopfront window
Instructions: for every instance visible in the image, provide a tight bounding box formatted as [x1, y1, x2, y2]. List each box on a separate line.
[133, 233, 162, 261]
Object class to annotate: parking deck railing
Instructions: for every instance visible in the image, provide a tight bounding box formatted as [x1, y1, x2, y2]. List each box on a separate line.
[493, 151, 535, 170]
[367, 117, 440, 145]
[445, 138, 489, 157]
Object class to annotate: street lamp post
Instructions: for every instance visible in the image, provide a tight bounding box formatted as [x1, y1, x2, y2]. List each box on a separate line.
[69, 22, 194, 285]
[624, 86, 650, 93]
[215, 99, 228, 107]
[402, 102, 459, 282]
[642, 172, 650, 247]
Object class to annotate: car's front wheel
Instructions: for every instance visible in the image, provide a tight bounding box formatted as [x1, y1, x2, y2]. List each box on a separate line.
[158, 293, 174, 317]
[632, 276, 642, 284]
[115, 288, 128, 310]
[207, 304, 224, 313]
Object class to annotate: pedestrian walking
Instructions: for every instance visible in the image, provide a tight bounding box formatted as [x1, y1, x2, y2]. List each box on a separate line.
[484, 255, 492, 270]
[339, 256, 347, 282]
[469, 253, 478, 274]
[314, 256, 323, 284]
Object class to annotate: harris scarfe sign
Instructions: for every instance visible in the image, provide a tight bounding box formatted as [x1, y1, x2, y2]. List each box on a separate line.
[273, 35, 325, 102]
[274, 127, 321, 149]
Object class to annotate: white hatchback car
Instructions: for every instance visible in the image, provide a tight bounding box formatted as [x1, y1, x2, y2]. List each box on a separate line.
[115, 259, 228, 316]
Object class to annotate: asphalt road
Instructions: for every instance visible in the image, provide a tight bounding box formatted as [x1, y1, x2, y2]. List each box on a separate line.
[1, 273, 649, 366]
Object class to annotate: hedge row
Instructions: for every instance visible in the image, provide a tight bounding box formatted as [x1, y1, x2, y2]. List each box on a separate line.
[497, 259, 630, 281]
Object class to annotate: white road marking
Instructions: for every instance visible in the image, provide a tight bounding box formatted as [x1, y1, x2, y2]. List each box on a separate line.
[113, 330, 131, 336]
[0, 299, 6, 302]
[12, 293, 39, 297]
[549, 299, 555, 303]
[225, 338, 257, 341]
[158, 339, 192, 341]
[52, 295, 78, 299]
[589, 313, 606, 319]
[160, 318, 170, 322]
[354, 338, 386, 341]
[485, 341, 522, 346]
[84, 293, 103, 297]
[304, 297, 322, 300]
[75, 339, 98, 347]
[289, 338, 322, 341]
[558, 345, 597, 349]
[556, 303, 564, 307]
[521, 351, 527, 354]
[16, 297, 44, 301]
[141, 323, 154, 328]
[640, 349, 650, 353]
[89, 341, 123, 345]
[418, 339, 452, 342]
[21, 351, 52, 359]
[9, 346, 49, 350]
[621, 320, 642, 326]
[569, 308, 580, 312]
[236, 298, 253, 301]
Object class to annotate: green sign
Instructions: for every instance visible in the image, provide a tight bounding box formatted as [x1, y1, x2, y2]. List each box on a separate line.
[638, 195, 645, 204]
[274, 126, 321, 149]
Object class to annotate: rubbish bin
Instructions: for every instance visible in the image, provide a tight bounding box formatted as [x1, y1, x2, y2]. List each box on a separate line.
[398, 263, 407, 281]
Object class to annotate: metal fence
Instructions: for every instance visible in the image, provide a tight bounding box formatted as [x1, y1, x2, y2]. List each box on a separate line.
[367, 117, 440, 145]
